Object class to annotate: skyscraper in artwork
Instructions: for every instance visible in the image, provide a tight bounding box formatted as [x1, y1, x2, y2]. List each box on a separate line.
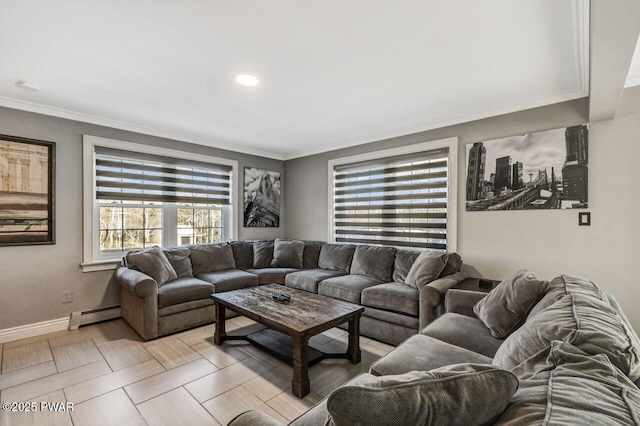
[466, 142, 486, 200]
[494, 156, 512, 194]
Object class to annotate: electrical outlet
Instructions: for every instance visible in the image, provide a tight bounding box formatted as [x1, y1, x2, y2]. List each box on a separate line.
[62, 291, 73, 304]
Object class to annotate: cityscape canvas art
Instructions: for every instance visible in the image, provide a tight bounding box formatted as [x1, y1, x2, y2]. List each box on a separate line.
[0, 135, 55, 245]
[244, 167, 280, 227]
[466, 125, 588, 211]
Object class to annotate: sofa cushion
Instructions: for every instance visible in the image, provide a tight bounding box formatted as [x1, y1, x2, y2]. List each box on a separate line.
[197, 269, 259, 293]
[473, 270, 548, 339]
[229, 240, 254, 270]
[421, 313, 504, 358]
[253, 240, 274, 268]
[493, 293, 640, 381]
[318, 275, 383, 304]
[350, 245, 396, 282]
[361, 283, 419, 317]
[404, 251, 448, 290]
[126, 246, 177, 286]
[189, 243, 236, 275]
[496, 341, 640, 426]
[303, 241, 324, 269]
[528, 274, 601, 318]
[284, 268, 347, 293]
[318, 244, 355, 272]
[163, 247, 193, 278]
[392, 250, 420, 283]
[440, 252, 463, 277]
[327, 365, 517, 426]
[271, 238, 305, 268]
[370, 334, 492, 376]
[157, 277, 214, 308]
[245, 268, 300, 285]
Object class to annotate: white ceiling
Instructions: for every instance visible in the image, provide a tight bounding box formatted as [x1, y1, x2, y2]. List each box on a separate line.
[0, 1, 589, 160]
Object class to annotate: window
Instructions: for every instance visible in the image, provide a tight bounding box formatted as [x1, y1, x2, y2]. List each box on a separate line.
[83, 135, 238, 271]
[328, 138, 458, 252]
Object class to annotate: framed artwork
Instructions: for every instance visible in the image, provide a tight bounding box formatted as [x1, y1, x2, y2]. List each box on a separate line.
[244, 167, 280, 227]
[465, 125, 588, 211]
[0, 134, 56, 246]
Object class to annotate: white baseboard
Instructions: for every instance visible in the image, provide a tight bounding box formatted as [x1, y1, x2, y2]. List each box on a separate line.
[0, 317, 70, 344]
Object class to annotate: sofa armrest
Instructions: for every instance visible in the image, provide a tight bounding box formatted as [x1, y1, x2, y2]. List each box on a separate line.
[419, 271, 469, 329]
[445, 289, 487, 318]
[115, 267, 158, 298]
[228, 410, 284, 426]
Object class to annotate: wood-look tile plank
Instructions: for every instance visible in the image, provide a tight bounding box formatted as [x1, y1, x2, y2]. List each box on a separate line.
[141, 326, 204, 348]
[3, 330, 71, 350]
[191, 342, 250, 369]
[98, 340, 153, 371]
[51, 340, 104, 372]
[0, 361, 58, 391]
[267, 388, 324, 422]
[1, 360, 112, 403]
[48, 327, 103, 350]
[311, 360, 370, 397]
[228, 316, 257, 328]
[2, 341, 53, 373]
[64, 359, 165, 404]
[138, 386, 220, 426]
[146, 338, 201, 369]
[91, 320, 144, 347]
[124, 358, 217, 404]
[236, 343, 289, 369]
[185, 357, 271, 403]
[241, 364, 293, 402]
[0, 389, 72, 426]
[203, 385, 288, 425]
[71, 389, 146, 426]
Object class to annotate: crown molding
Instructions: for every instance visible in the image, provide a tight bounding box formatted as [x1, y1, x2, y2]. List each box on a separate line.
[0, 96, 285, 161]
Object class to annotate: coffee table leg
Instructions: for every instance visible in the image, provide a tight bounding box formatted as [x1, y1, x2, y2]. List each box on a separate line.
[292, 335, 310, 398]
[214, 302, 226, 345]
[347, 316, 361, 364]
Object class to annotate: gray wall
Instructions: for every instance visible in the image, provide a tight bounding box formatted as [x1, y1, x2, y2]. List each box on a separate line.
[0, 107, 284, 329]
[285, 88, 640, 331]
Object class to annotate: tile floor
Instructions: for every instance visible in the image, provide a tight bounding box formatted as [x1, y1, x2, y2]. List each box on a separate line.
[0, 317, 394, 426]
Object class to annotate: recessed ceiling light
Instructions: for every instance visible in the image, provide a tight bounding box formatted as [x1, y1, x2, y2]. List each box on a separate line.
[15, 80, 41, 92]
[236, 75, 259, 87]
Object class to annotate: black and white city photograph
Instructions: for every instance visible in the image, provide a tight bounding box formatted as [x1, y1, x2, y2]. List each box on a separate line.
[466, 125, 588, 211]
[243, 167, 281, 227]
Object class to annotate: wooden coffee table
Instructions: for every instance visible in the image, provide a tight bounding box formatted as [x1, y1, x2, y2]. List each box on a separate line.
[211, 284, 364, 398]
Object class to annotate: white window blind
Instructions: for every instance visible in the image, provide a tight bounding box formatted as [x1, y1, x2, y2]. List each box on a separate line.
[332, 148, 449, 250]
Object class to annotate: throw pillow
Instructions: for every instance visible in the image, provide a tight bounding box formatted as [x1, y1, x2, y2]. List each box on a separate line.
[271, 238, 305, 268]
[163, 247, 193, 278]
[229, 240, 254, 270]
[126, 247, 177, 286]
[493, 293, 640, 381]
[473, 270, 548, 339]
[326, 364, 518, 426]
[350, 245, 397, 282]
[404, 251, 449, 290]
[392, 250, 420, 283]
[318, 244, 355, 272]
[253, 240, 274, 268]
[495, 341, 640, 425]
[188, 243, 236, 276]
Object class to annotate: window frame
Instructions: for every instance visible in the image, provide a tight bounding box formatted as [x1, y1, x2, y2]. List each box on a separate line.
[82, 135, 239, 272]
[327, 137, 458, 252]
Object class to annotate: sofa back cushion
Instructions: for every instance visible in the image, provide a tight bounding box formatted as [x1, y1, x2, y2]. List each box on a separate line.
[496, 341, 640, 425]
[528, 274, 601, 318]
[493, 293, 640, 381]
[253, 240, 274, 268]
[271, 238, 305, 268]
[126, 247, 177, 286]
[326, 364, 518, 426]
[189, 243, 236, 276]
[163, 247, 193, 278]
[405, 251, 449, 290]
[229, 241, 254, 270]
[303, 241, 324, 269]
[318, 244, 355, 272]
[392, 250, 420, 283]
[350, 245, 397, 282]
[473, 270, 548, 339]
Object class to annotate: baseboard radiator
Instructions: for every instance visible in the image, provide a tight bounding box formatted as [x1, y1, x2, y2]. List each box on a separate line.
[69, 305, 122, 330]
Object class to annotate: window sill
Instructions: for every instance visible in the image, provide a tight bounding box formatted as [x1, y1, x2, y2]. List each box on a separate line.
[81, 260, 121, 273]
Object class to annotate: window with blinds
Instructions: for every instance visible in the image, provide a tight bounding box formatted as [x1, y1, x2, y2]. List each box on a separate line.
[332, 149, 449, 250]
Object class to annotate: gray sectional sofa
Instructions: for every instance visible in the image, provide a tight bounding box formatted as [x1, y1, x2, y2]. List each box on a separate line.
[115, 239, 467, 342]
[230, 274, 640, 425]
